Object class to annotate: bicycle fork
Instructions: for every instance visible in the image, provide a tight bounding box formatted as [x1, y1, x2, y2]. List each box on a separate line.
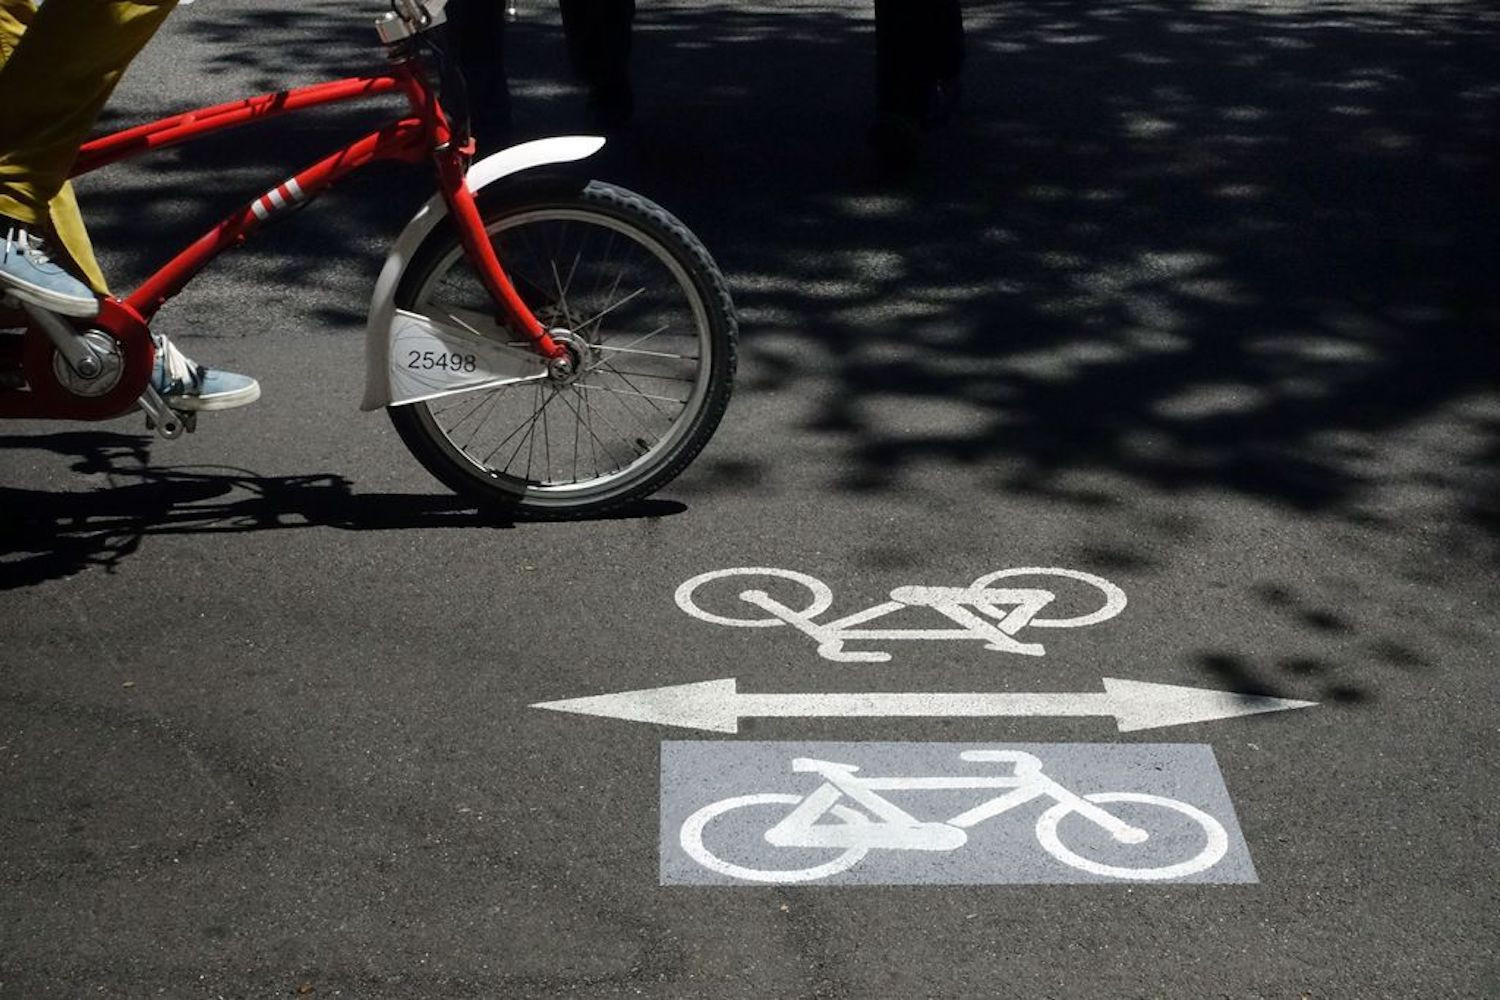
[431, 146, 569, 366]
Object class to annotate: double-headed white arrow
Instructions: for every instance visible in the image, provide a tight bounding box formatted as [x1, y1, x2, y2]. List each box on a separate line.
[531, 678, 1317, 733]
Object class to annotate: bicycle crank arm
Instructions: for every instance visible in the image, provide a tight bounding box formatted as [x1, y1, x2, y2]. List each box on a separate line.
[20, 302, 104, 380]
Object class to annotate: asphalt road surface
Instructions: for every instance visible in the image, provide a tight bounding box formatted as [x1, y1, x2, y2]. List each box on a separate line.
[2, 2, 1497, 997]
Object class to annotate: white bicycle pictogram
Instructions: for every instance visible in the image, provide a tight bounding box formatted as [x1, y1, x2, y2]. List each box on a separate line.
[679, 751, 1229, 884]
[674, 567, 1127, 662]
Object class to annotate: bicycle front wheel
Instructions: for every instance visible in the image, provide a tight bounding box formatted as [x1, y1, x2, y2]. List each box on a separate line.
[389, 179, 737, 517]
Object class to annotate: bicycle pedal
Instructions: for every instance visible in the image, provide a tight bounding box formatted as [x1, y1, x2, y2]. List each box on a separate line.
[144, 409, 196, 438]
[138, 385, 195, 439]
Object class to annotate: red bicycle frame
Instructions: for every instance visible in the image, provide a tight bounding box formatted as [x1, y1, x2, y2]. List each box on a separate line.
[70, 56, 562, 360]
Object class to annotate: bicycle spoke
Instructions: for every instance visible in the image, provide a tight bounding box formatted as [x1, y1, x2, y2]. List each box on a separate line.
[573, 286, 645, 334]
[571, 386, 582, 484]
[593, 364, 676, 417]
[587, 231, 623, 317]
[568, 383, 650, 457]
[556, 384, 632, 470]
[591, 367, 696, 383]
[435, 387, 513, 450]
[575, 381, 686, 406]
[596, 342, 699, 362]
[550, 258, 573, 326]
[479, 380, 565, 471]
[604, 322, 675, 354]
[524, 382, 540, 482]
[542, 385, 553, 480]
[585, 266, 628, 336]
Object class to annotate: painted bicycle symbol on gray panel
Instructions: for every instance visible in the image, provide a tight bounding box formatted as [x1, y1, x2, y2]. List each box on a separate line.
[678, 750, 1230, 885]
[674, 567, 1127, 662]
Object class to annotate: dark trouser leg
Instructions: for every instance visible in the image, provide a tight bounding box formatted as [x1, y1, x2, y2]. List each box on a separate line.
[559, 0, 636, 126]
[446, 0, 511, 144]
[926, 0, 964, 126]
[874, 0, 963, 122]
[874, 0, 925, 121]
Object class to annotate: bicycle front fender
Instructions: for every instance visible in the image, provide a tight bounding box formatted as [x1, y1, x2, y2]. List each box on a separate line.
[360, 135, 607, 411]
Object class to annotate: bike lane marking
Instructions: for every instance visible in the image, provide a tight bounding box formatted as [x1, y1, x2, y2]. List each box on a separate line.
[528, 567, 1306, 885]
[673, 567, 1128, 662]
[659, 742, 1257, 886]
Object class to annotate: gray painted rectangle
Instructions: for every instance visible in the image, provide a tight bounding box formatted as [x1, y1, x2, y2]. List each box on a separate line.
[660, 742, 1257, 886]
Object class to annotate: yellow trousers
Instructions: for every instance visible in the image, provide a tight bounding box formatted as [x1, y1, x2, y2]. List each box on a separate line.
[0, 0, 177, 294]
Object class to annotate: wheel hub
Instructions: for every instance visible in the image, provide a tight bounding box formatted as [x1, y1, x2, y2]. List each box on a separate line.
[545, 329, 594, 386]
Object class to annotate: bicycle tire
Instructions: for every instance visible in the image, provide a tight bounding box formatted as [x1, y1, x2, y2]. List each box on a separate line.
[388, 178, 737, 517]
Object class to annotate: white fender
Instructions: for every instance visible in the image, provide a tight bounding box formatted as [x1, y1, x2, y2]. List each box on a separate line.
[361, 135, 607, 411]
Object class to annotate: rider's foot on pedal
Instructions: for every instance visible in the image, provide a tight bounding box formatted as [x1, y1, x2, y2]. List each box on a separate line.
[152, 335, 260, 411]
[0, 219, 100, 318]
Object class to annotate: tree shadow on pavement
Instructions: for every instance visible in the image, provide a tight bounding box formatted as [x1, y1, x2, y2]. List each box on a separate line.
[104, 0, 1495, 567]
[40, 0, 1490, 703]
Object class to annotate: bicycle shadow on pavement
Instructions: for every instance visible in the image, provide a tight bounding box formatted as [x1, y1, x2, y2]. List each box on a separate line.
[0, 431, 686, 591]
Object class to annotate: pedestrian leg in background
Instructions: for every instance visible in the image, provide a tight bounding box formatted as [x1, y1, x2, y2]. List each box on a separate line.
[871, 0, 965, 171]
[925, 0, 965, 128]
[446, 0, 512, 149]
[558, 0, 636, 129]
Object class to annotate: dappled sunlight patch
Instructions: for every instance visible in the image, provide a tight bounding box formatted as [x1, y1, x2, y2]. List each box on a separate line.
[1275, 336, 1383, 363]
[1213, 183, 1269, 199]
[1153, 383, 1272, 419]
[1123, 327, 1195, 353]
[840, 248, 907, 283]
[854, 393, 1011, 445]
[827, 195, 909, 220]
[830, 298, 950, 329]
[1220, 106, 1272, 122]
[1000, 340, 1134, 382]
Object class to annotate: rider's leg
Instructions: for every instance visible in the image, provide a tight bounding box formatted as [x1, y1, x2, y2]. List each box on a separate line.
[0, 0, 121, 313]
[0, 1, 106, 297]
[0, 0, 178, 226]
[0, 0, 258, 410]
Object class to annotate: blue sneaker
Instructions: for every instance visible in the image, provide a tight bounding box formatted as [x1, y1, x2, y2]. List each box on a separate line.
[0, 222, 99, 318]
[152, 335, 260, 411]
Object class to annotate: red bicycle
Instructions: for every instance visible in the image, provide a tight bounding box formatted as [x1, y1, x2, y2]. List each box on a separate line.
[0, 0, 736, 518]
